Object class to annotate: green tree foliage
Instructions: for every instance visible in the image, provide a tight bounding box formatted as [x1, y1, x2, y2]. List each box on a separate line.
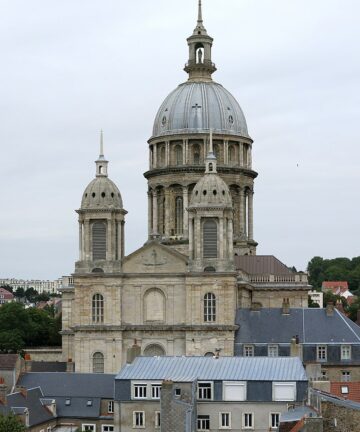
[307, 256, 360, 292]
[14, 287, 25, 298]
[0, 414, 26, 432]
[0, 303, 61, 353]
[24, 287, 38, 303]
[308, 295, 320, 308]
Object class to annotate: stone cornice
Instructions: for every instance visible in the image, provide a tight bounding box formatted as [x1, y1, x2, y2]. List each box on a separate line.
[71, 324, 238, 332]
[144, 165, 258, 180]
[147, 132, 254, 145]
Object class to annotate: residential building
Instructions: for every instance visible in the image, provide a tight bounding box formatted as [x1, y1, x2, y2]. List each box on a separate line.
[0, 354, 23, 391]
[322, 281, 356, 305]
[0, 287, 14, 305]
[114, 356, 308, 432]
[308, 290, 323, 308]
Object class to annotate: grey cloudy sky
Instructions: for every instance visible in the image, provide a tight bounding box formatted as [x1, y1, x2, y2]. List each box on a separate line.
[1, 0, 359, 280]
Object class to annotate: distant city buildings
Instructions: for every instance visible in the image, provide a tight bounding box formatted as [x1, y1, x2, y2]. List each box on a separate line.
[0, 277, 64, 294]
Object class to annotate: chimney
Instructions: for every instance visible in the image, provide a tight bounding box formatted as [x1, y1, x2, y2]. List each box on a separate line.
[215, 348, 221, 359]
[326, 301, 334, 317]
[0, 377, 7, 405]
[336, 299, 345, 314]
[290, 336, 302, 360]
[282, 298, 290, 315]
[24, 353, 32, 372]
[16, 386, 27, 398]
[66, 358, 75, 373]
[127, 339, 141, 364]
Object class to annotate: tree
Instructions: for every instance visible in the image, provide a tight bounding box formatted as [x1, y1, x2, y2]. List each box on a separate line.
[0, 413, 26, 432]
[308, 295, 320, 308]
[14, 287, 25, 298]
[24, 287, 38, 303]
[307, 256, 325, 289]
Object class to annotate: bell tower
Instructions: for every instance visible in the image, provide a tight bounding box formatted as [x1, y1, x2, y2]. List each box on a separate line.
[75, 132, 127, 274]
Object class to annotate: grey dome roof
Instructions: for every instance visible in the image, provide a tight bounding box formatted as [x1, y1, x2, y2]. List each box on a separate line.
[81, 177, 123, 210]
[189, 172, 232, 208]
[152, 81, 249, 138]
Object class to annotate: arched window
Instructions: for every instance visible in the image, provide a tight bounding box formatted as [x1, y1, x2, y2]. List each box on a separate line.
[193, 144, 200, 165]
[214, 144, 219, 159]
[175, 145, 183, 165]
[143, 344, 166, 357]
[92, 293, 104, 323]
[203, 219, 217, 258]
[204, 293, 216, 322]
[195, 43, 204, 64]
[243, 144, 249, 167]
[92, 222, 106, 260]
[175, 197, 183, 235]
[92, 352, 104, 373]
[228, 145, 235, 164]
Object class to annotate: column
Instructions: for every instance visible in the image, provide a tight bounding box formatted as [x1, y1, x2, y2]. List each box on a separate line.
[147, 191, 152, 239]
[85, 220, 91, 260]
[203, 138, 206, 161]
[183, 186, 189, 237]
[228, 218, 234, 258]
[166, 141, 170, 166]
[219, 218, 224, 259]
[239, 188, 245, 238]
[107, 218, 112, 260]
[182, 139, 186, 164]
[184, 139, 189, 164]
[224, 140, 229, 164]
[239, 142, 244, 166]
[121, 221, 125, 259]
[248, 190, 254, 240]
[153, 144, 157, 169]
[149, 145, 152, 169]
[164, 188, 170, 236]
[196, 217, 201, 259]
[249, 144, 252, 169]
[152, 190, 158, 235]
[78, 221, 83, 260]
[189, 216, 194, 259]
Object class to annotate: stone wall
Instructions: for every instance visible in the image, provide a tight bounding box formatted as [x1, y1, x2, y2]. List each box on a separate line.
[24, 347, 62, 362]
[322, 401, 360, 432]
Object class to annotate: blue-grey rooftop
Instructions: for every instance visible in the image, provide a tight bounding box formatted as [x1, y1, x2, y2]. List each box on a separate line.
[116, 356, 307, 382]
[235, 308, 360, 345]
[18, 372, 115, 398]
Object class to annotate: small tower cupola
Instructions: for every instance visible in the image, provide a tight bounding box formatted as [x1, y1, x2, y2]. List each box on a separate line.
[184, 0, 217, 82]
[96, 130, 108, 177]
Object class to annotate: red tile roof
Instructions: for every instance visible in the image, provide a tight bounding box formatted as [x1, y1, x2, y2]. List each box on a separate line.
[322, 281, 348, 291]
[0, 288, 13, 300]
[330, 382, 360, 403]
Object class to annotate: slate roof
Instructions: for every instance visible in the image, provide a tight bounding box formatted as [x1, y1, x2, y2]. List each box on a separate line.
[116, 356, 307, 382]
[55, 396, 101, 418]
[280, 406, 317, 422]
[235, 255, 292, 275]
[30, 361, 67, 372]
[6, 387, 55, 427]
[235, 308, 360, 344]
[0, 354, 19, 370]
[18, 373, 115, 398]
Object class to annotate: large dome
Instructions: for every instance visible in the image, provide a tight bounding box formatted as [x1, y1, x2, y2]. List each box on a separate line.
[152, 81, 249, 139]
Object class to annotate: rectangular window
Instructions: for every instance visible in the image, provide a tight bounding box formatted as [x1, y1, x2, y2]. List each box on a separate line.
[155, 411, 161, 428]
[223, 381, 246, 401]
[317, 345, 327, 361]
[82, 425, 96, 432]
[321, 370, 328, 379]
[341, 345, 351, 360]
[341, 385, 349, 394]
[268, 344, 278, 357]
[273, 382, 296, 401]
[133, 384, 147, 399]
[133, 411, 145, 428]
[270, 413, 280, 429]
[107, 400, 114, 414]
[342, 371, 351, 382]
[102, 426, 114, 432]
[197, 382, 212, 400]
[244, 345, 254, 357]
[243, 413, 254, 429]
[151, 384, 161, 399]
[219, 412, 231, 429]
[197, 415, 210, 430]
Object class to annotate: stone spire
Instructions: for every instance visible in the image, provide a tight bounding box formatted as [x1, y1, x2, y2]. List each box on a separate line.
[205, 129, 217, 174]
[184, 0, 216, 82]
[96, 130, 108, 177]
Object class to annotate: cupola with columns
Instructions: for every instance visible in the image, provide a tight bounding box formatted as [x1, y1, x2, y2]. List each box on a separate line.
[188, 131, 235, 272]
[145, 0, 257, 257]
[75, 132, 127, 274]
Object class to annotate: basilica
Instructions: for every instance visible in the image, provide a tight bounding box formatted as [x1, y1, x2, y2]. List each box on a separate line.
[61, 1, 310, 373]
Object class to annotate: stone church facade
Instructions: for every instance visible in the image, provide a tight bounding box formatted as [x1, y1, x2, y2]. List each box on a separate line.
[61, 1, 310, 373]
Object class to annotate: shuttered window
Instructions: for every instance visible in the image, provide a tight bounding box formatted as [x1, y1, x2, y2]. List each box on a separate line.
[203, 219, 217, 258]
[92, 222, 106, 260]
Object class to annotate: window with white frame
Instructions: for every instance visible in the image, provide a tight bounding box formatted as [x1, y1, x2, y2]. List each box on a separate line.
[341, 345, 351, 360]
[133, 383, 147, 399]
[197, 382, 212, 400]
[244, 345, 254, 357]
[204, 293, 216, 322]
[82, 425, 96, 432]
[270, 413, 280, 429]
[242, 413, 254, 429]
[223, 381, 246, 401]
[342, 371, 351, 382]
[219, 412, 231, 429]
[197, 415, 210, 430]
[317, 345, 327, 361]
[155, 411, 161, 428]
[341, 385, 349, 394]
[107, 400, 114, 414]
[102, 426, 114, 432]
[133, 411, 145, 428]
[268, 344, 278, 357]
[151, 384, 161, 399]
[273, 382, 296, 401]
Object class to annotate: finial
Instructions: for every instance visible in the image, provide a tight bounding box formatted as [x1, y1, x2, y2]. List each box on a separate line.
[205, 128, 217, 174]
[100, 129, 104, 157]
[198, 0, 203, 24]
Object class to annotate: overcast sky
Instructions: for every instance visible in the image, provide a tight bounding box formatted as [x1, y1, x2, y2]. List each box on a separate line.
[1, 0, 359, 280]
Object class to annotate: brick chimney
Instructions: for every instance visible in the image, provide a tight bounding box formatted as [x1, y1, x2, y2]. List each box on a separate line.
[282, 298, 290, 315]
[24, 353, 32, 372]
[326, 301, 334, 317]
[0, 377, 7, 405]
[127, 339, 141, 364]
[290, 336, 302, 360]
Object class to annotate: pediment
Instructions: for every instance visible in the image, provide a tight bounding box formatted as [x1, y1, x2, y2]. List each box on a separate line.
[123, 241, 188, 274]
